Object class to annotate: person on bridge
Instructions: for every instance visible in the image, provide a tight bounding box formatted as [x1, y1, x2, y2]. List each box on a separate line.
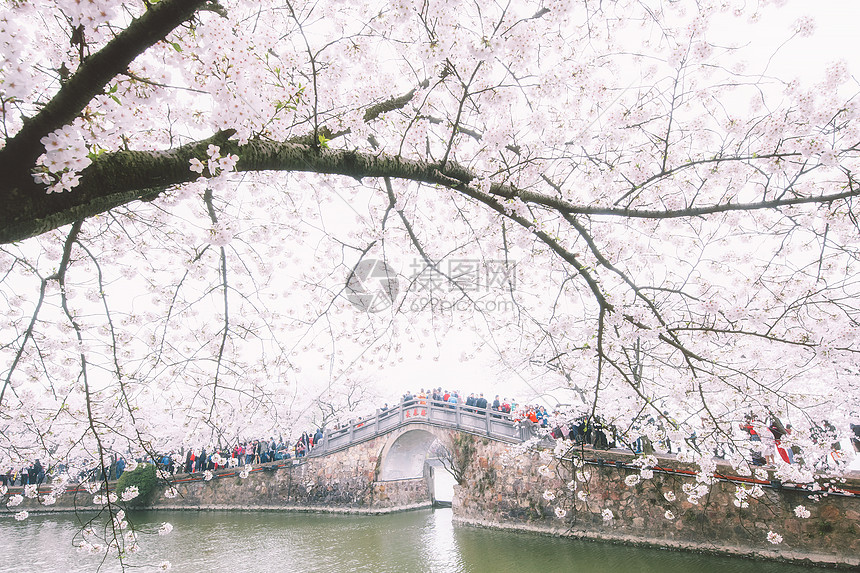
[476, 394, 488, 410]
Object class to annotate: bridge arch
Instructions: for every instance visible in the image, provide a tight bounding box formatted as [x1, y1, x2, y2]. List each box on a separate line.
[377, 424, 452, 481]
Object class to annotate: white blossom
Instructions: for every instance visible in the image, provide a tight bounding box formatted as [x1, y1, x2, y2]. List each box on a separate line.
[767, 530, 783, 544]
[792, 15, 816, 37]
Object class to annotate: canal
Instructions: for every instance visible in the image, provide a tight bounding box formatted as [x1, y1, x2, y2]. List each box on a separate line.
[0, 508, 819, 573]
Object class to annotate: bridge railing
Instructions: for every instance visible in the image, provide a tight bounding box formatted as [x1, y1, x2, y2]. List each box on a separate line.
[311, 399, 536, 457]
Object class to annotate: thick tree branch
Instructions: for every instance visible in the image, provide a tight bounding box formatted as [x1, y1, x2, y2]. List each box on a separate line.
[0, 0, 209, 184]
[0, 131, 236, 243]
[5, 131, 859, 245]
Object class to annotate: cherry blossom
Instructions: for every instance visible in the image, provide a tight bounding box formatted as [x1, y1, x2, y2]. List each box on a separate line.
[0, 0, 858, 565]
[767, 531, 784, 544]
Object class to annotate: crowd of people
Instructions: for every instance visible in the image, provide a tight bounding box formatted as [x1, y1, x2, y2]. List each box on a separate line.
[738, 413, 794, 466]
[544, 410, 857, 470]
[399, 390, 625, 453]
[400, 388, 545, 420]
[738, 414, 860, 469]
[149, 429, 328, 478]
[0, 459, 45, 487]
[6, 392, 857, 487]
[2, 429, 332, 487]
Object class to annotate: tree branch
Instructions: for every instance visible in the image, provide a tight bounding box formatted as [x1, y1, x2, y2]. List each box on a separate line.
[0, 0, 209, 185]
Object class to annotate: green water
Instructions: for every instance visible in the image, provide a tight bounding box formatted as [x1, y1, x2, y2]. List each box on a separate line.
[0, 509, 819, 572]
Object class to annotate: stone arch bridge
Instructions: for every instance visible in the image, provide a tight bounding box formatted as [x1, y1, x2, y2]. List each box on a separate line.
[294, 399, 532, 509]
[319, 400, 527, 463]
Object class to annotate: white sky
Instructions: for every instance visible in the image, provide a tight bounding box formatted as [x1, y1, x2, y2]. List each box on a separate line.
[717, 2, 860, 81]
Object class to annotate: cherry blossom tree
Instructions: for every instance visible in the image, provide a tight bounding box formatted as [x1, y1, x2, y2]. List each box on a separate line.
[1, 0, 859, 549]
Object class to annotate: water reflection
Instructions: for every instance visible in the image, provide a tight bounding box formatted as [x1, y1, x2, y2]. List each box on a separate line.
[421, 507, 465, 573]
[0, 509, 820, 573]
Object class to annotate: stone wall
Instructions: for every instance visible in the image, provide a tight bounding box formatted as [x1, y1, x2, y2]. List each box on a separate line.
[452, 436, 860, 568]
[4, 431, 431, 514]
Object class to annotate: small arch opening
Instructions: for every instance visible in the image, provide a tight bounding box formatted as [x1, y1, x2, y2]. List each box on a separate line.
[427, 441, 457, 506]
